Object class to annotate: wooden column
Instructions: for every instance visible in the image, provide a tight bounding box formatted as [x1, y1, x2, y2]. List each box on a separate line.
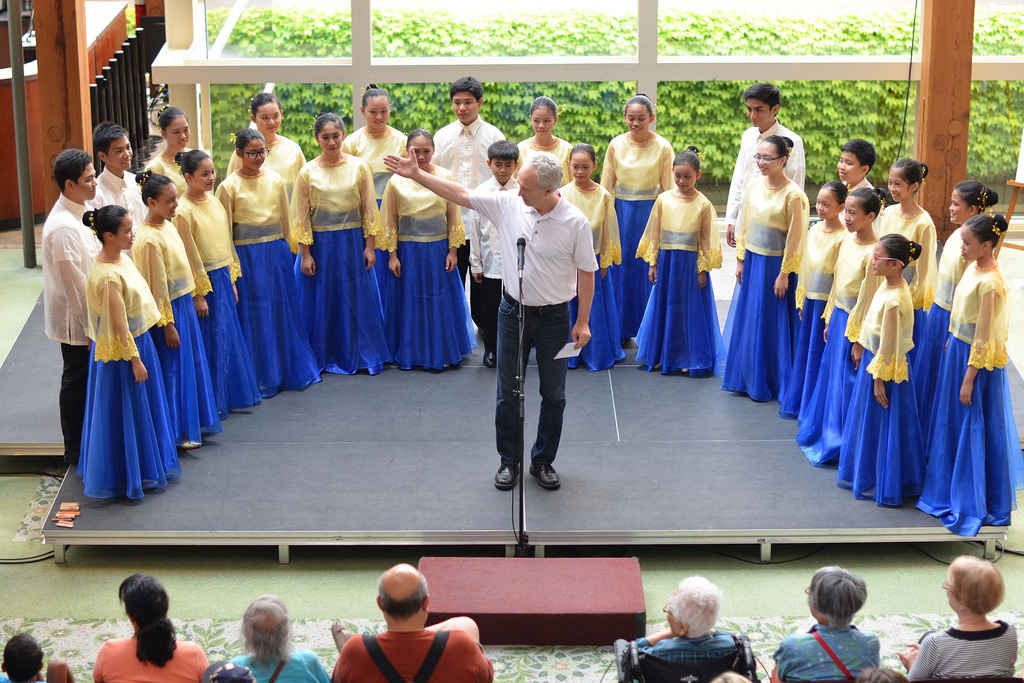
[915, 0, 975, 243]
[36, 0, 92, 210]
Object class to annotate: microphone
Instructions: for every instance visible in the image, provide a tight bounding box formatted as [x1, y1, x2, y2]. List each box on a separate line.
[516, 237, 526, 278]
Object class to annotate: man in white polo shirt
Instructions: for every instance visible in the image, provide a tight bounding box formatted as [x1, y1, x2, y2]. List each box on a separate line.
[384, 151, 596, 491]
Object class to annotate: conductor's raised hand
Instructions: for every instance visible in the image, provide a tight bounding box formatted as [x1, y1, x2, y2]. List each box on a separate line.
[572, 320, 591, 350]
[383, 153, 418, 179]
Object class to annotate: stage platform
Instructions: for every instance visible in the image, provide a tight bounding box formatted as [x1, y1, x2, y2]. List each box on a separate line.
[1, 302, 1013, 562]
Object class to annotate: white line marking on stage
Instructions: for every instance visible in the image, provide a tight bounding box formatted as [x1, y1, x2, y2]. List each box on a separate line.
[608, 370, 621, 442]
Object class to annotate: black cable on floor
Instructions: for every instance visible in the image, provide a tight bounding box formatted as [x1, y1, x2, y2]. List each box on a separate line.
[0, 471, 64, 480]
[0, 551, 55, 564]
[692, 544, 827, 566]
[596, 657, 616, 683]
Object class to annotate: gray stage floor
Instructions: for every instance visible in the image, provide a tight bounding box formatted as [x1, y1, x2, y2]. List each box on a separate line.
[3, 303, 1012, 561]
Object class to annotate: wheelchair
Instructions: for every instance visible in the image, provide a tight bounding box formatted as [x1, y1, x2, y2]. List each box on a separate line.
[614, 633, 760, 683]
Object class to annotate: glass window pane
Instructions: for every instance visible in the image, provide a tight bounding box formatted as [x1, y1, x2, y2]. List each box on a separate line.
[204, 1, 352, 58]
[968, 80, 1024, 213]
[371, 2, 637, 58]
[974, 3, 1024, 56]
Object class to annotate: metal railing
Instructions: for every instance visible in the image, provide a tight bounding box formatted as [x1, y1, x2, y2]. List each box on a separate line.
[89, 27, 155, 172]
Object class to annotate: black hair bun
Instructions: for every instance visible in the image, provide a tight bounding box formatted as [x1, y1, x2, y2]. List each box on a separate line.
[909, 240, 922, 262]
[686, 145, 699, 153]
[919, 162, 929, 180]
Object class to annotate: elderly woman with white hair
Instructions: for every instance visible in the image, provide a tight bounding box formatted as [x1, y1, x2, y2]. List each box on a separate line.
[638, 576, 738, 662]
[772, 566, 880, 682]
[230, 595, 330, 683]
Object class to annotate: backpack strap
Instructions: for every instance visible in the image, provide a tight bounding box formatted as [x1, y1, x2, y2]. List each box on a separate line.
[267, 660, 286, 683]
[411, 631, 450, 683]
[362, 634, 408, 683]
[811, 631, 854, 680]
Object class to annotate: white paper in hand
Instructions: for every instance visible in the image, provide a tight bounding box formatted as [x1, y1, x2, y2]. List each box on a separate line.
[554, 342, 581, 359]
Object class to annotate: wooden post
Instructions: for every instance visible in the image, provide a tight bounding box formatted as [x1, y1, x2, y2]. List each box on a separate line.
[35, 0, 92, 210]
[915, 0, 975, 243]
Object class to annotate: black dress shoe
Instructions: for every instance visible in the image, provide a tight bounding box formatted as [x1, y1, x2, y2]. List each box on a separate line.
[529, 463, 561, 490]
[483, 350, 496, 368]
[494, 464, 518, 490]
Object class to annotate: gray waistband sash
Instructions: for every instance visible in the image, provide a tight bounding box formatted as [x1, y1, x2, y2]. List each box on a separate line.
[127, 314, 147, 335]
[398, 215, 447, 241]
[804, 271, 835, 297]
[935, 277, 956, 309]
[168, 276, 192, 295]
[660, 230, 699, 248]
[615, 185, 658, 197]
[233, 222, 283, 243]
[591, 227, 602, 251]
[834, 293, 858, 313]
[311, 208, 361, 229]
[902, 263, 917, 285]
[373, 172, 393, 197]
[950, 319, 976, 341]
[861, 331, 880, 355]
[746, 224, 787, 253]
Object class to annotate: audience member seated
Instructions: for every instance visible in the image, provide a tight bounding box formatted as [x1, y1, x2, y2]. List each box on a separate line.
[638, 576, 738, 662]
[230, 596, 329, 683]
[93, 574, 210, 683]
[898, 556, 1017, 679]
[856, 668, 908, 683]
[710, 674, 753, 683]
[202, 662, 255, 683]
[330, 563, 493, 683]
[772, 566, 879, 681]
[1, 634, 73, 683]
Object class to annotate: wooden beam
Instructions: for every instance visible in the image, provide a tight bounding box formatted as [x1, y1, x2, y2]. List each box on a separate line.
[35, 0, 92, 210]
[915, 0, 975, 243]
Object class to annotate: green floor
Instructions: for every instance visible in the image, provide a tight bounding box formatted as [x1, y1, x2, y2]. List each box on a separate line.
[2, 243, 1024, 644]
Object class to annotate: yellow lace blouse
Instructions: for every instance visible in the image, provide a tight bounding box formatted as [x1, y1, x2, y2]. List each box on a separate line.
[636, 190, 721, 273]
[795, 221, 846, 309]
[823, 236, 881, 343]
[517, 137, 573, 184]
[560, 183, 622, 269]
[227, 135, 306, 195]
[736, 178, 808, 275]
[132, 220, 196, 326]
[859, 281, 915, 383]
[340, 126, 407, 201]
[879, 206, 937, 311]
[290, 155, 382, 251]
[145, 151, 188, 198]
[173, 194, 242, 293]
[600, 134, 674, 201]
[380, 165, 465, 252]
[935, 227, 967, 311]
[949, 263, 1010, 370]
[215, 169, 294, 251]
[86, 255, 161, 362]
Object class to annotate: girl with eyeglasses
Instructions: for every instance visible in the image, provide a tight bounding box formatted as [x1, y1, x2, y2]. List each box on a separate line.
[836, 233, 925, 505]
[918, 213, 1024, 536]
[216, 128, 320, 397]
[227, 92, 306, 197]
[721, 134, 808, 402]
[797, 188, 883, 466]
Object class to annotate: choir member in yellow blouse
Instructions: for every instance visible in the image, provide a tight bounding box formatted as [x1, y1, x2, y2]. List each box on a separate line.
[779, 181, 848, 420]
[915, 181, 998, 433]
[381, 129, 475, 370]
[144, 107, 191, 198]
[879, 158, 936, 361]
[918, 214, 1024, 536]
[227, 93, 306, 197]
[217, 128, 321, 397]
[517, 97, 572, 183]
[635, 146, 724, 376]
[173, 150, 260, 418]
[561, 143, 624, 371]
[797, 188, 883, 465]
[77, 205, 179, 499]
[292, 112, 391, 375]
[341, 85, 407, 301]
[837, 233, 926, 506]
[601, 94, 674, 339]
[721, 134, 808, 402]
[133, 171, 221, 448]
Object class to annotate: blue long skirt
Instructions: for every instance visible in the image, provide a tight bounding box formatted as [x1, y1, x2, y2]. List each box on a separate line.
[796, 308, 855, 465]
[836, 349, 925, 505]
[636, 249, 725, 376]
[78, 334, 180, 499]
[908, 307, 926, 367]
[913, 304, 950, 434]
[235, 239, 321, 397]
[294, 229, 391, 375]
[721, 252, 798, 401]
[197, 266, 261, 419]
[779, 298, 828, 420]
[613, 198, 655, 339]
[917, 336, 1024, 536]
[151, 296, 222, 445]
[384, 240, 475, 370]
[372, 198, 391, 304]
[569, 266, 624, 371]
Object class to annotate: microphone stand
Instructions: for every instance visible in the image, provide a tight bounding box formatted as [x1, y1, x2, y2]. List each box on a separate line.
[513, 247, 534, 558]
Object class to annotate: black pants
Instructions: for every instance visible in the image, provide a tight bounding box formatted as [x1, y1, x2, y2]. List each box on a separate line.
[60, 343, 91, 460]
[470, 276, 502, 353]
[455, 241, 471, 289]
